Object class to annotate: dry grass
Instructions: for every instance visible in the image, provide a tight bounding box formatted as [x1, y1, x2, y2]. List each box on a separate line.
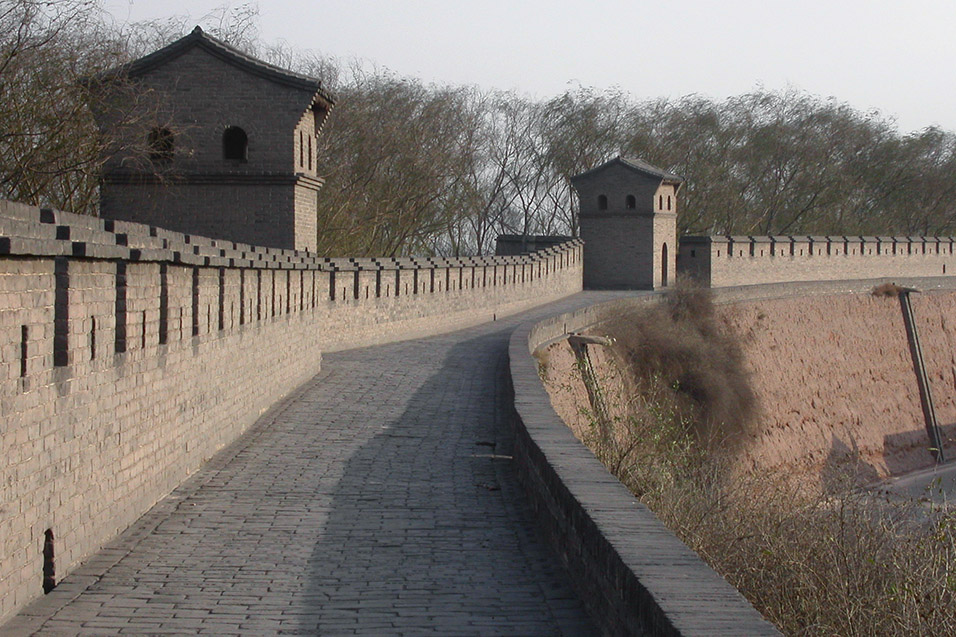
[872, 282, 905, 297]
[571, 279, 956, 636]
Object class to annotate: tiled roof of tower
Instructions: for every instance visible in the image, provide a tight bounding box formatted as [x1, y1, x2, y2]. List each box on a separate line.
[618, 157, 684, 182]
[571, 156, 684, 185]
[112, 26, 335, 105]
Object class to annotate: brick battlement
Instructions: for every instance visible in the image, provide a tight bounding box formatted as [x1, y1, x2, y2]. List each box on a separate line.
[678, 234, 956, 286]
[0, 199, 583, 623]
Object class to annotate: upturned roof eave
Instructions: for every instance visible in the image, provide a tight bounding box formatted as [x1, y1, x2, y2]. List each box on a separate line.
[103, 26, 335, 106]
[570, 156, 684, 187]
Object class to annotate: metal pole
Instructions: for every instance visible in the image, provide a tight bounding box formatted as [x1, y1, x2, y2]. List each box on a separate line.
[899, 290, 946, 463]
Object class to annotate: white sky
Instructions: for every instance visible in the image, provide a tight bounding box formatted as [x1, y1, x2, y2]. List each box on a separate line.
[102, 0, 956, 135]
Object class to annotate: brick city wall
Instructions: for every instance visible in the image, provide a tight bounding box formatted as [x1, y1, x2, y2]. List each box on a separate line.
[679, 235, 956, 287]
[0, 200, 583, 623]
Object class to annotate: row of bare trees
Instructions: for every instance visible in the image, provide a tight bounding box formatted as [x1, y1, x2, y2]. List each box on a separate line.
[313, 76, 956, 256]
[4, 1, 956, 256]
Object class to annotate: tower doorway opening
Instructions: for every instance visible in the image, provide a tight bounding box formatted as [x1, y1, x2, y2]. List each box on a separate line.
[661, 243, 669, 287]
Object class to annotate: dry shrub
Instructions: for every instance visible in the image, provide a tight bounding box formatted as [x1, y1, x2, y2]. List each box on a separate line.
[872, 282, 904, 297]
[687, 475, 956, 636]
[572, 281, 956, 636]
[599, 276, 757, 452]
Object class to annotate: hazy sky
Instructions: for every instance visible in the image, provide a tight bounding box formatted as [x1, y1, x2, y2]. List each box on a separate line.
[102, 0, 956, 135]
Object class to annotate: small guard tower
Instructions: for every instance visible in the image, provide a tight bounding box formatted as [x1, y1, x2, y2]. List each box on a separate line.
[570, 157, 683, 289]
[96, 27, 334, 252]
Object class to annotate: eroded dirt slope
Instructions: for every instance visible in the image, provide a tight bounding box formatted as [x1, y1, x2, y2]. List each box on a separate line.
[540, 290, 956, 490]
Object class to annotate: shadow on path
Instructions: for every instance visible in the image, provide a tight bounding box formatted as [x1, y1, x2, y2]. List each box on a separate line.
[7, 293, 630, 635]
[299, 328, 594, 634]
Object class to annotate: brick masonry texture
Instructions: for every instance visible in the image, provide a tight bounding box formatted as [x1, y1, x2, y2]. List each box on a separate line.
[573, 158, 679, 290]
[6, 300, 608, 635]
[0, 200, 583, 626]
[678, 235, 956, 287]
[97, 31, 330, 252]
[6, 192, 956, 633]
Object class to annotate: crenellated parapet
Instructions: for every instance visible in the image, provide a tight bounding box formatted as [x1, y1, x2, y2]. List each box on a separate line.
[0, 199, 583, 624]
[678, 234, 956, 287]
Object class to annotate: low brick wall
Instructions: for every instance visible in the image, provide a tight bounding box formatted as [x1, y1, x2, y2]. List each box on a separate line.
[0, 200, 583, 624]
[508, 296, 779, 636]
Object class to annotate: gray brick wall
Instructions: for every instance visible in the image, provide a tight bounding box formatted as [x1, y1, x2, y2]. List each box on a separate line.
[0, 201, 584, 624]
[101, 180, 299, 251]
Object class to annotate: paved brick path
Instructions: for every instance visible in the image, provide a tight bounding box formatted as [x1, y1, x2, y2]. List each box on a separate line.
[10, 294, 625, 635]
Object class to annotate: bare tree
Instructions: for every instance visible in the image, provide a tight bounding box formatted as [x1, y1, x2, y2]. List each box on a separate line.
[0, 0, 175, 214]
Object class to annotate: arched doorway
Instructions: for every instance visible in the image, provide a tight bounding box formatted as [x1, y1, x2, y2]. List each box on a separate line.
[661, 243, 668, 287]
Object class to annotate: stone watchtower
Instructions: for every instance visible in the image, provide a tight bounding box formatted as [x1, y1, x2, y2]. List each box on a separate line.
[97, 27, 334, 252]
[570, 157, 683, 289]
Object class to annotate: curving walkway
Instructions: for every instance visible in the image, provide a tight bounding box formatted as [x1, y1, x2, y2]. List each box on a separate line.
[8, 292, 629, 636]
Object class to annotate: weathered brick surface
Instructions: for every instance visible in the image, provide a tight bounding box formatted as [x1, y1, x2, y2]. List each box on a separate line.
[5, 295, 611, 636]
[12, 190, 953, 632]
[0, 203, 581, 618]
[573, 159, 680, 290]
[679, 235, 956, 286]
[97, 30, 330, 252]
[101, 182, 301, 251]
[0, 201, 583, 625]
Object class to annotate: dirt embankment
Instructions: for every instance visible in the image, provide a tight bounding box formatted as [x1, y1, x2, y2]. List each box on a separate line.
[540, 290, 956, 490]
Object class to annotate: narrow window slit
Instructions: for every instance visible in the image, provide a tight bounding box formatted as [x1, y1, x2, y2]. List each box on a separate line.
[43, 529, 55, 593]
[218, 268, 225, 331]
[20, 325, 28, 378]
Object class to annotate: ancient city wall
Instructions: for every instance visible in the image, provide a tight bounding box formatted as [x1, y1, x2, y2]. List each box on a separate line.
[0, 200, 583, 623]
[509, 298, 779, 635]
[511, 279, 956, 635]
[679, 235, 956, 287]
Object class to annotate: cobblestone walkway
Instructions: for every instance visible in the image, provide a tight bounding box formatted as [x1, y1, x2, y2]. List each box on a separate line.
[9, 294, 624, 635]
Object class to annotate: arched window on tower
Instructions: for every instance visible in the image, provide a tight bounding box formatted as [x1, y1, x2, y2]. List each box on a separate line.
[658, 195, 663, 210]
[223, 126, 248, 162]
[598, 194, 608, 210]
[667, 195, 672, 211]
[625, 195, 636, 209]
[147, 127, 174, 163]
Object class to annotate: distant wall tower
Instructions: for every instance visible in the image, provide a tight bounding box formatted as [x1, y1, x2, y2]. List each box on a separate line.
[570, 157, 683, 289]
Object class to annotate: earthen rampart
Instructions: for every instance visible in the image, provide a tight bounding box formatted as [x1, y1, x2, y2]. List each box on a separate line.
[0, 200, 582, 623]
[679, 235, 956, 287]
